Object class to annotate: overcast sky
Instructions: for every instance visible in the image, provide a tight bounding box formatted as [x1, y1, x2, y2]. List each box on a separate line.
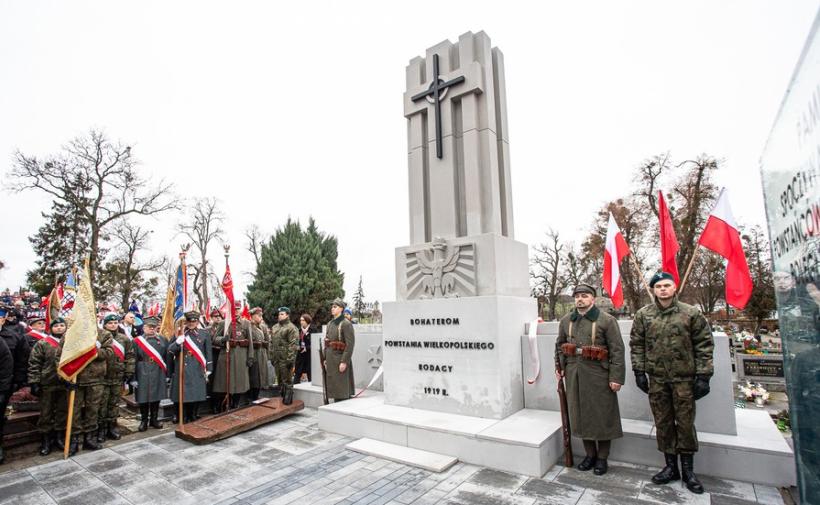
[0, 1, 818, 306]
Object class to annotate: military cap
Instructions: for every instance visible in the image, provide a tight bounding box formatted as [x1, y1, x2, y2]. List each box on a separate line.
[143, 316, 160, 327]
[50, 317, 66, 328]
[331, 298, 346, 308]
[184, 311, 200, 321]
[103, 313, 120, 323]
[27, 315, 46, 324]
[572, 283, 596, 296]
[249, 307, 264, 316]
[343, 307, 353, 316]
[649, 271, 676, 288]
[210, 308, 223, 317]
[0, 307, 7, 317]
[277, 306, 290, 314]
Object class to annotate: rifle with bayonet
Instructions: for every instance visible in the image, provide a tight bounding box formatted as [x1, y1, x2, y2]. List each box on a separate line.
[318, 335, 329, 405]
[556, 362, 573, 467]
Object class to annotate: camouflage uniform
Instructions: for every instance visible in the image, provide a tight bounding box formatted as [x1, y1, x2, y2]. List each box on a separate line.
[57, 330, 114, 437]
[99, 331, 135, 431]
[630, 298, 713, 454]
[27, 334, 64, 434]
[270, 319, 298, 398]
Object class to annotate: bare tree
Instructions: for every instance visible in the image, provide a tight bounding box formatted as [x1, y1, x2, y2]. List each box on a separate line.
[9, 130, 176, 283]
[178, 197, 225, 310]
[245, 224, 265, 271]
[531, 229, 569, 320]
[97, 221, 167, 309]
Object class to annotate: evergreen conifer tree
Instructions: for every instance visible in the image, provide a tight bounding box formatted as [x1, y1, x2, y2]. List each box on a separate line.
[353, 275, 366, 320]
[247, 218, 344, 325]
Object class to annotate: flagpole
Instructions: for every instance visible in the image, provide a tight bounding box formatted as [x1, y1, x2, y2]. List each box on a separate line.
[178, 245, 189, 429]
[63, 382, 76, 459]
[629, 254, 653, 299]
[223, 245, 232, 412]
[679, 245, 702, 295]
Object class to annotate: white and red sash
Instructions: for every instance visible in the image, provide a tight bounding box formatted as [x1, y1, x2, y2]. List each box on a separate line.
[26, 327, 48, 342]
[43, 334, 60, 349]
[134, 336, 167, 373]
[112, 339, 125, 362]
[184, 335, 207, 371]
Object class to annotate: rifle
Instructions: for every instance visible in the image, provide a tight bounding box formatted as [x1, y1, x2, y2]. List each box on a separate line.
[556, 364, 573, 467]
[317, 337, 329, 405]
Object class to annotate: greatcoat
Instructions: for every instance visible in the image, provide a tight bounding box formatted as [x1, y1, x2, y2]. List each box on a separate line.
[246, 320, 271, 389]
[134, 333, 169, 404]
[555, 306, 625, 440]
[324, 316, 355, 399]
[212, 320, 250, 394]
[168, 328, 212, 403]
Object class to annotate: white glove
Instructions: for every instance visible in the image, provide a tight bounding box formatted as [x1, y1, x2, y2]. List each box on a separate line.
[205, 371, 212, 379]
[129, 380, 139, 388]
[176, 336, 185, 345]
[95, 341, 101, 349]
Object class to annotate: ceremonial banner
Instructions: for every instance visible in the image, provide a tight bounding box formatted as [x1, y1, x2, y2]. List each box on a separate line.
[603, 213, 631, 308]
[658, 191, 681, 284]
[159, 285, 175, 340]
[58, 262, 99, 381]
[59, 273, 76, 319]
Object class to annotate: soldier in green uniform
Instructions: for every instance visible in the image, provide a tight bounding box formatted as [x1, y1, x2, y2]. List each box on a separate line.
[324, 299, 355, 402]
[245, 307, 270, 401]
[270, 307, 298, 405]
[27, 317, 67, 456]
[98, 314, 135, 442]
[133, 317, 168, 431]
[168, 311, 212, 422]
[212, 303, 249, 409]
[57, 318, 115, 453]
[630, 272, 714, 494]
[555, 284, 625, 475]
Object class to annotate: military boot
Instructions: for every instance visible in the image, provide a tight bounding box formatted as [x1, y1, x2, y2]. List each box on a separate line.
[39, 432, 53, 456]
[54, 430, 65, 451]
[96, 424, 107, 443]
[138, 404, 149, 432]
[68, 435, 80, 456]
[0, 444, 4, 464]
[106, 421, 122, 440]
[149, 402, 163, 429]
[651, 453, 680, 484]
[83, 432, 103, 450]
[283, 387, 294, 406]
[680, 454, 704, 494]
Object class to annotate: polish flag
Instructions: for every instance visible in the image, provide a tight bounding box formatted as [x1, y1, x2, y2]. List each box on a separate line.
[603, 213, 631, 308]
[658, 191, 681, 284]
[697, 189, 753, 310]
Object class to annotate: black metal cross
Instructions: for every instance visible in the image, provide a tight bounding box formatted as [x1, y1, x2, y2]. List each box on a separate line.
[411, 54, 465, 159]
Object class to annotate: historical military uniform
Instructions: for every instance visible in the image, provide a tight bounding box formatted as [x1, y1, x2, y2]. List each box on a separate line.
[58, 325, 115, 452]
[99, 321, 135, 442]
[212, 316, 250, 407]
[27, 318, 67, 455]
[271, 307, 298, 404]
[631, 272, 713, 494]
[204, 310, 224, 413]
[133, 317, 169, 431]
[325, 300, 355, 402]
[555, 285, 625, 475]
[246, 309, 271, 401]
[168, 312, 212, 422]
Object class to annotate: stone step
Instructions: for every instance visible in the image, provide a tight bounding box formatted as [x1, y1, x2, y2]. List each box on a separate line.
[346, 437, 458, 472]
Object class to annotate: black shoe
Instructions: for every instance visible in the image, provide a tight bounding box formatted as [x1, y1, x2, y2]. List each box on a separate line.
[138, 418, 149, 432]
[577, 456, 596, 471]
[83, 433, 103, 451]
[651, 453, 681, 484]
[53, 431, 65, 451]
[680, 454, 704, 494]
[283, 388, 293, 405]
[106, 422, 121, 440]
[39, 433, 52, 456]
[68, 435, 80, 457]
[149, 403, 163, 429]
[593, 458, 608, 475]
[96, 426, 106, 444]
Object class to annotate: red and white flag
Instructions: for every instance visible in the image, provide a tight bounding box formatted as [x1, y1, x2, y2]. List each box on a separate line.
[603, 213, 631, 308]
[697, 189, 753, 310]
[658, 191, 681, 284]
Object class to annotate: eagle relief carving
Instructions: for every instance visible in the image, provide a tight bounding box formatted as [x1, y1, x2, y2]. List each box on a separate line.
[405, 238, 476, 299]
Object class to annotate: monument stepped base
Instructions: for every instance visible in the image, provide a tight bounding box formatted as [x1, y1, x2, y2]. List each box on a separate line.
[318, 393, 796, 486]
[346, 438, 458, 472]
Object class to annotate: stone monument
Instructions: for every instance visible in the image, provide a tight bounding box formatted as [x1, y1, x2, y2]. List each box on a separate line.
[383, 31, 535, 419]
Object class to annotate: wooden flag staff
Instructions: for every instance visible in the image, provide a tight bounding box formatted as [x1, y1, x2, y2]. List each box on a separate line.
[679, 245, 702, 295]
[629, 253, 654, 299]
[63, 381, 76, 459]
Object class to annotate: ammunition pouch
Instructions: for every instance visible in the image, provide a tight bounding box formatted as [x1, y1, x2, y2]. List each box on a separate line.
[581, 345, 608, 361]
[560, 343, 577, 357]
[325, 339, 347, 352]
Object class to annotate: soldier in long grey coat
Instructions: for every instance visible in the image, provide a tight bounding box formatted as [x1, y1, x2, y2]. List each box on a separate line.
[168, 312, 212, 423]
[324, 299, 355, 402]
[246, 307, 270, 401]
[212, 304, 249, 409]
[133, 317, 168, 431]
[555, 284, 625, 476]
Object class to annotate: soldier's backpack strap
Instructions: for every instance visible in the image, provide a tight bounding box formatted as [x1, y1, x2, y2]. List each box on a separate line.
[591, 322, 597, 346]
[568, 321, 573, 341]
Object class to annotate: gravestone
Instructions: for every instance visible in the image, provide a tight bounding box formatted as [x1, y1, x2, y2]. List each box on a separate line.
[383, 31, 536, 420]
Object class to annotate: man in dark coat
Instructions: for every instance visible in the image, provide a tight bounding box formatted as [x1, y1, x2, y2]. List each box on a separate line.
[246, 308, 271, 402]
[27, 317, 67, 456]
[133, 317, 168, 431]
[555, 284, 625, 475]
[0, 305, 29, 463]
[168, 311, 212, 423]
[631, 272, 714, 494]
[324, 299, 355, 402]
[0, 312, 13, 464]
[294, 313, 313, 383]
[205, 308, 224, 413]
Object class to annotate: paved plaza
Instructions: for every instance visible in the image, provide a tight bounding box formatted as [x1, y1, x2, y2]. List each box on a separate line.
[0, 407, 785, 505]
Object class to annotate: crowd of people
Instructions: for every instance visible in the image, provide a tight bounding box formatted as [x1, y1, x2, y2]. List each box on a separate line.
[0, 296, 357, 464]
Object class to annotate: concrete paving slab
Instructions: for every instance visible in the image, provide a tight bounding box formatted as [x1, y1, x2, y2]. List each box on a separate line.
[346, 438, 458, 472]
